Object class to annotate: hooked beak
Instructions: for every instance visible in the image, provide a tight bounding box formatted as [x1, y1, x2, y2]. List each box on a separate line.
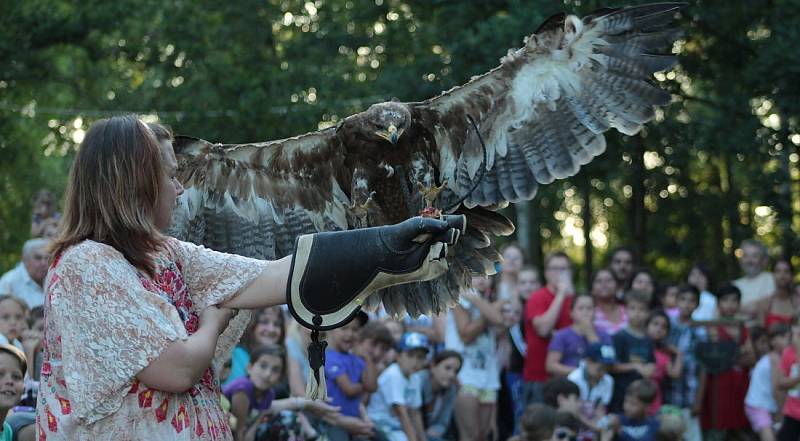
[377, 124, 401, 144]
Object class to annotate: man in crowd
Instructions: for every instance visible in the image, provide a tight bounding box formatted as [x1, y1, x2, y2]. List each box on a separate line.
[734, 239, 775, 316]
[609, 246, 636, 298]
[0, 238, 51, 308]
[522, 251, 574, 405]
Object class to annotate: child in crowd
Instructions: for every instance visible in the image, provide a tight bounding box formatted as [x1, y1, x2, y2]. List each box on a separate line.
[224, 345, 338, 441]
[226, 306, 285, 386]
[628, 269, 656, 307]
[510, 403, 558, 441]
[666, 284, 702, 439]
[776, 316, 800, 440]
[542, 377, 581, 416]
[697, 283, 753, 439]
[611, 379, 660, 441]
[547, 294, 611, 377]
[367, 332, 430, 441]
[568, 342, 616, 434]
[447, 275, 510, 441]
[355, 320, 395, 373]
[29, 189, 60, 238]
[0, 344, 27, 441]
[408, 350, 463, 441]
[325, 312, 379, 441]
[746, 323, 789, 441]
[645, 311, 681, 415]
[0, 295, 26, 351]
[658, 284, 680, 320]
[609, 291, 655, 414]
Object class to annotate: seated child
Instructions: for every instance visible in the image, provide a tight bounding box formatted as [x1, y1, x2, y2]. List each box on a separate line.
[509, 403, 558, 441]
[611, 379, 660, 441]
[325, 311, 379, 441]
[367, 332, 430, 441]
[567, 342, 616, 431]
[0, 344, 27, 441]
[224, 344, 338, 441]
[408, 350, 463, 441]
[226, 306, 285, 387]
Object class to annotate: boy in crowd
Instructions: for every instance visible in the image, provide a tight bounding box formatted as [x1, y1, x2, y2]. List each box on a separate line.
[325, 311, 379, 441]
[610, 291, 655, 413]
[611, 379, 660, 441]
[367, 332, 429, 441]
[356, 320, 396, 373]
[543, 377, 581, 417]
[666, 285, 703, 440]
[509, 403, 558, 441]
[568, 342, 616, 430]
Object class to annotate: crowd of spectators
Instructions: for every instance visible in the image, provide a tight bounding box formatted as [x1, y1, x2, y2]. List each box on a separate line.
[1, 189, 800, 441]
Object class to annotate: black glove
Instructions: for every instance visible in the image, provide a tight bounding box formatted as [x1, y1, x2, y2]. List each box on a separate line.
[285, 215, 465, 400]
[286, 215, 465, 332]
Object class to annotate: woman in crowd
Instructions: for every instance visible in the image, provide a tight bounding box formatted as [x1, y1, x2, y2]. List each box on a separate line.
[409, 350, 463, 441]
[687, 262, 717, 321]
[628, 267, 657, 307]
[591, 268, 627, 336]
[754, 259, 796, 328]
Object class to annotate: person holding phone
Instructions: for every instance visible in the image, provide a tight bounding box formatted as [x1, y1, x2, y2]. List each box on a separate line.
[522, 251, 575, 406]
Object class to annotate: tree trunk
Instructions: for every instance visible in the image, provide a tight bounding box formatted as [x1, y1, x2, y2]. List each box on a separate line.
[580, 176, 594, 288]
[629, 137, 648, 259]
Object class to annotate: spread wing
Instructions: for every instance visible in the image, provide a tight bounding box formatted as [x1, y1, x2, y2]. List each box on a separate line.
[168, 130, 352, 259]
[414, 3, 684, 207]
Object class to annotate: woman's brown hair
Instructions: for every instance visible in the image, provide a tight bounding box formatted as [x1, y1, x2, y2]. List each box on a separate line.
[51, 115, 169, 277]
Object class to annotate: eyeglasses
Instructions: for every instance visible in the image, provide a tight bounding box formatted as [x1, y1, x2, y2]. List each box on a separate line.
[554, 428, 577, 441]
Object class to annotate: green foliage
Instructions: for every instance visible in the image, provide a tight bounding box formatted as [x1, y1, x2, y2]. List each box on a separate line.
[1, 0, 799, 289]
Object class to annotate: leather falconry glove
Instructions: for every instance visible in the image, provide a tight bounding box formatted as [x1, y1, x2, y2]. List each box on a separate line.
[286, 215, 466, 399]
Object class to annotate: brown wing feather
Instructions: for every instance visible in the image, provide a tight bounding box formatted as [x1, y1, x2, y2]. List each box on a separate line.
[412, 2, 684, 208]
[169, 130, 352, 259]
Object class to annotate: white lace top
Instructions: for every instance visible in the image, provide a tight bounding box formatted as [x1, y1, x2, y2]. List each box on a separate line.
[35, 239, 267, 440]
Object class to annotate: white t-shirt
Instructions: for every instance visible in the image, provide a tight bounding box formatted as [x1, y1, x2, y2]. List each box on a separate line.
[735, 272, 775, 306]
[692, 290, 717, 322]
[0, 263, 44, 308]
[367, 363, 418, 429]
[567, 363, 614, 407]
[745, 354, 778, 412]
[445, 297, 500, 390]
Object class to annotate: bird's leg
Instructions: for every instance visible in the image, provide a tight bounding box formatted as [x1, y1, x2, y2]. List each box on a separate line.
[349, 191, 376, 227]
[378, 161, 395, 178]
[416, 179, 448, 218]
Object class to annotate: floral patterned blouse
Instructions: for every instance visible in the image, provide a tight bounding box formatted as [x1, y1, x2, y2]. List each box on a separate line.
[35, 239, 268, 440]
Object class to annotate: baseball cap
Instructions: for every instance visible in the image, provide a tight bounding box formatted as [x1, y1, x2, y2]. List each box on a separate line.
[585, 343, 616, 365]
[397, 332, 430, 353]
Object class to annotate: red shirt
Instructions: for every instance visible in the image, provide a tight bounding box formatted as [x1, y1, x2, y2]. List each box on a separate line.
[781, 346, 800, 420]
[523, 286, 572, 381]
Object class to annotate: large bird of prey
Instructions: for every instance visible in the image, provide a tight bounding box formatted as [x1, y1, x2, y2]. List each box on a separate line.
[170, 3, 684, 318]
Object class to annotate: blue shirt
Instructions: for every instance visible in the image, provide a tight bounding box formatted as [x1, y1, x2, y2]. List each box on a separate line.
[618, 415, 659, 441]
[325, 349, 366, 418]
[610, 329, 655, 413]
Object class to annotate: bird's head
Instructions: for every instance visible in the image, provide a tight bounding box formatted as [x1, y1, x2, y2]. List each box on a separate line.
[363, 102, 411, 145]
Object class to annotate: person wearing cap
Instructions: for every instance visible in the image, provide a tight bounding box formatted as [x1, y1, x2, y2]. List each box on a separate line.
[567, 342, 616, 433]
[367, 332, 430, 441]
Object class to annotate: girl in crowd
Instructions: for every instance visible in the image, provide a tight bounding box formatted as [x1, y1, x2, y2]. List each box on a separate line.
[224, 345, 337, 441]
[409, 350, 463, 441]
[628, 268, 656, 308]
[0, 295, 26, 351]
[755, 259, 796, 328]
[687, 262, 717, 321]
[644, 310, 681, 415]
[746, 324, 789, 441]
[546, 294, 610, 377]
[447, 275, 510, 441]
[226, 307, 285, 386]
[591, 268, 627, 336]
[659, 283, 680, 319]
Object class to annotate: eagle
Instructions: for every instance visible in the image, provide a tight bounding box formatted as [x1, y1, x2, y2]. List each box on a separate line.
[170, 3, 684, 318]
